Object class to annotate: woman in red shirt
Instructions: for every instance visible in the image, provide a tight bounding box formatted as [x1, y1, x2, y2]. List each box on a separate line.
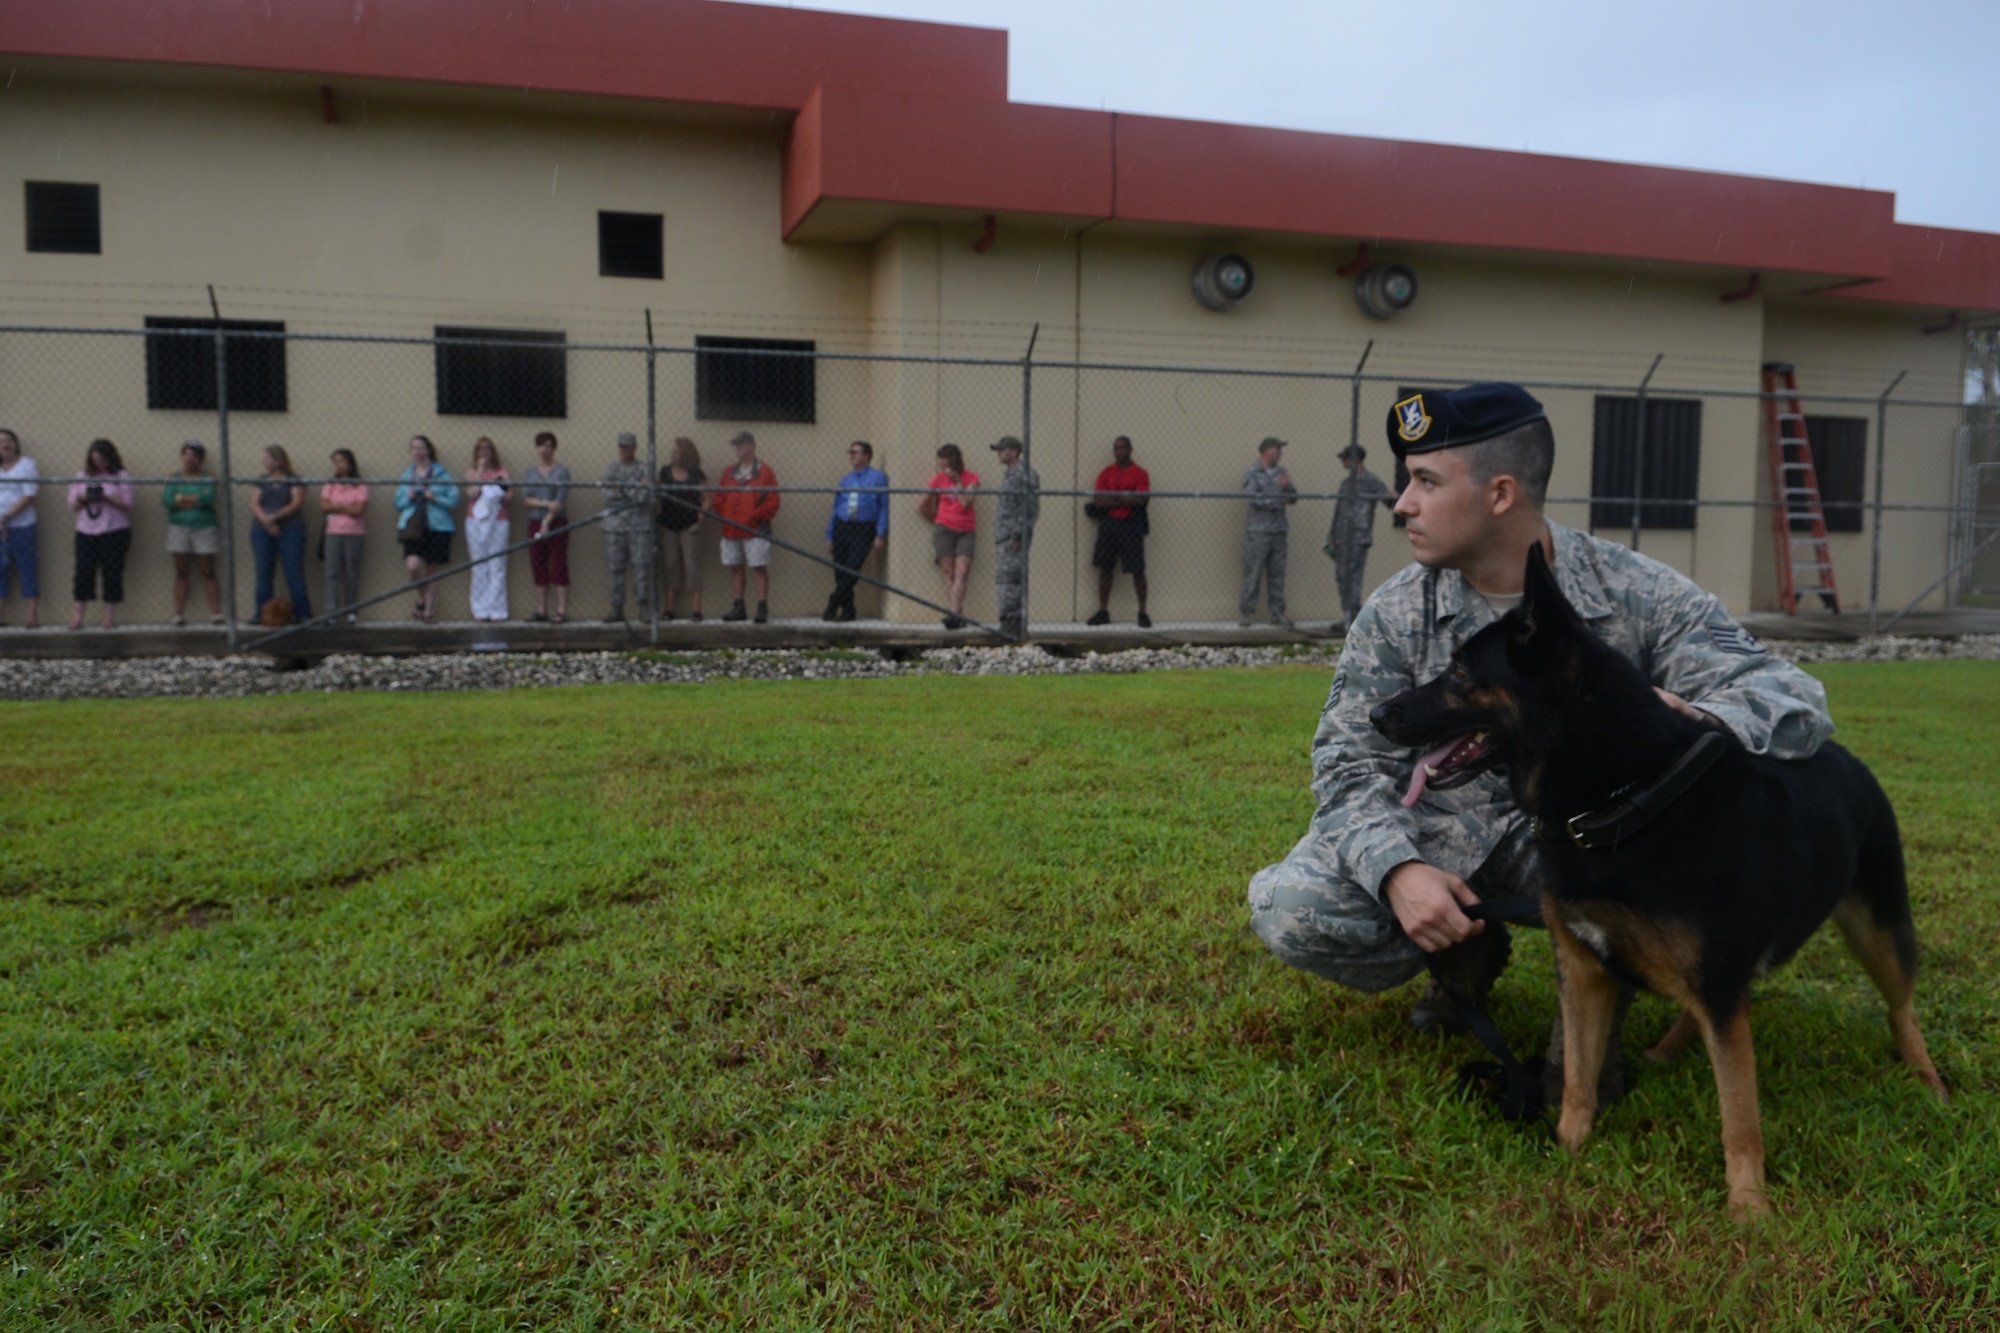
[926, 443, 979, 630]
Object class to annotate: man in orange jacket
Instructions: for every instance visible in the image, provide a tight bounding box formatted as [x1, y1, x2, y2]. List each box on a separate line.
[712, 430, 780, 623]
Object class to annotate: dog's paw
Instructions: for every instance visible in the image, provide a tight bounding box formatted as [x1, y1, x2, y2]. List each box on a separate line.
[1728, 1187, 1775, 1220]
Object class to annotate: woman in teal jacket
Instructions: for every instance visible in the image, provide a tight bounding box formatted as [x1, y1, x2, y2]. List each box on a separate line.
[394, 435, 461, 623]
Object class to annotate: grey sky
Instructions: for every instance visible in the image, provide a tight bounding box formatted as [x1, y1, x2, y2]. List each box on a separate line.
[807, 0, 1999, 234]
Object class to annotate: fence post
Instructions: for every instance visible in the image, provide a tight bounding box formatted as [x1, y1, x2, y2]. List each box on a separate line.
[208, 286, 241, 651]
[1347, 339, 1374, 457]
[645, 310, 659, 645]
[1630, 352, 1663, 552]
[1019, 322, 1038, 639]
[1867, 371, 1907, 632]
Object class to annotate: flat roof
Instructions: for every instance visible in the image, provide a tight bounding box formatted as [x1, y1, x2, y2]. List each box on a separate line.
[7, 0, 1997, 311]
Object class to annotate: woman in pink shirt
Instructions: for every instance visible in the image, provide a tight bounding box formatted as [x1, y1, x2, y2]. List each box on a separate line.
[67, 438, 135, 630]
[320, 448, 368, 623]
[462, 436, 511, 622]
[926, 443, 979, 630]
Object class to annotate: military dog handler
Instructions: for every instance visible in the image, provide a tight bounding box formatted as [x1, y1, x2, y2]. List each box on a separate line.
[1246, 383, 1833, 1095]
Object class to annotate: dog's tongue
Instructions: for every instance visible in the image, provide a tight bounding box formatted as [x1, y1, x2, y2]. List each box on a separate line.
[1402, 736, 1470, 808]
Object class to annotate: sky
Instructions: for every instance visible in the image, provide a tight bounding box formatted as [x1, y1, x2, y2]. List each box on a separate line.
[801, 0, 2000, 235]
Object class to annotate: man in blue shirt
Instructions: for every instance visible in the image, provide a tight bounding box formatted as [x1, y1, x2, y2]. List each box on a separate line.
[824, 440, 889, 622]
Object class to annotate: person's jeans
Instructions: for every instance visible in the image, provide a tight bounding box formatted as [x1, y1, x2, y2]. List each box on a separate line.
[324, 533, 364, 617]
[251, 522, 312, 619]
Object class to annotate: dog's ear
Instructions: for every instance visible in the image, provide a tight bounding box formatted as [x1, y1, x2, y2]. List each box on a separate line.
[1515, 540, 1577, 643]
[1510, 540, 1585, 685]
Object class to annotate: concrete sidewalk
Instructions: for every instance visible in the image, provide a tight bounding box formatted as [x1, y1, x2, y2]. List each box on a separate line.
[2, 608, 1995, 661]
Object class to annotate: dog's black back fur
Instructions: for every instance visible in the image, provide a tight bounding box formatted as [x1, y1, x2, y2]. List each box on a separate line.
[1373, 544, 1915, 1025]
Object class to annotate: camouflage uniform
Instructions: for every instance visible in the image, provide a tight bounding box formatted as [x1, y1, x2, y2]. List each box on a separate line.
[600, 459, 655, 615]
[993, 458, 1040, 632]
[1248, 522, 1834, 992]
[1239, 461, 1297, 621]
[1327, 467, 1396, 626]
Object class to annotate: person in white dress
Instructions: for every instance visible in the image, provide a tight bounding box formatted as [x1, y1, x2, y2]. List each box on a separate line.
[463, 436, 512, 622]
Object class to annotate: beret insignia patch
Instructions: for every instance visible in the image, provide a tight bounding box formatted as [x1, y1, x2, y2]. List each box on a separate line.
[1394, 395, 1432, 443]
[1709, 623, 1764, 656]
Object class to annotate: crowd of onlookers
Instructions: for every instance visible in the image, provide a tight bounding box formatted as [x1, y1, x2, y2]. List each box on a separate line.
[0, 423, 1399, 633]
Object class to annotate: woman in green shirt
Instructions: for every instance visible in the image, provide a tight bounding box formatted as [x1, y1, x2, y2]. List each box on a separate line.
[162, 439, 221, 625]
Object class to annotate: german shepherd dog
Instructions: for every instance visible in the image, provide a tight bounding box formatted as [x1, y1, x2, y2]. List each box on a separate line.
[1370, 543, 1948, 1215]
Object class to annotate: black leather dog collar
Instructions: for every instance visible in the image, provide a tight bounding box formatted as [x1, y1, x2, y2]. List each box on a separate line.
[1537, 730, 1731, 850]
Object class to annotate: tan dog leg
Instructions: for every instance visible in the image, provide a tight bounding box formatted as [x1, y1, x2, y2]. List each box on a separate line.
[1831, 899, 1949, 1103]
[1644, 1009, 1699, 1063]
[1550, 917, 1620, 1155]
[1695, 1004, 1771, 1217]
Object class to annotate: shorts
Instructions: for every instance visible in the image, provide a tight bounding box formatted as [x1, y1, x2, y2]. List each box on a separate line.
[1092, 515, 1146, 574]
[166, 524, 221, 556]
[719, 535, 771, 568]
[401, 528, 453, 567]
[932, 526, 976, 561]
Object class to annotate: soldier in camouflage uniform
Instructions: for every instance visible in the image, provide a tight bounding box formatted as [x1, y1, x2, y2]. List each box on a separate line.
[599, 431, 655, 622]
[1239, 436, 1298, 626]
[990, 435, 1039, 639]
[1247, 383, 1831, 1088]
[1325, 443, 1396, 630]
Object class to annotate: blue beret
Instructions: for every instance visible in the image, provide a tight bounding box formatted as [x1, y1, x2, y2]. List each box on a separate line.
[1386, 382, 1546, 460]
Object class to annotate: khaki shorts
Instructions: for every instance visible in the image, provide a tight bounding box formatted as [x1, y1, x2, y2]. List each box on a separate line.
[931, 526, 976, 561]
[718, 535, 771, 568]
[166, 525, 221, 556]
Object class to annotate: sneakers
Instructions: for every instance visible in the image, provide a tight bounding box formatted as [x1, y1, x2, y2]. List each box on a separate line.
[833, 606, 856, 623]
[1086, 609, 1111, 626]
[942, 614, 966, 630]
[753, 601, 768, 624]
[721, 600, 747, 622]
[1136, 611, 1153, 629]
[1271, 614, 1294, 628]
[1237, 618, 1253, 628]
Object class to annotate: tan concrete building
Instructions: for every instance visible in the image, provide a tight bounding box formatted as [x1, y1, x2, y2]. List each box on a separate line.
[3, 0, 1996, 628]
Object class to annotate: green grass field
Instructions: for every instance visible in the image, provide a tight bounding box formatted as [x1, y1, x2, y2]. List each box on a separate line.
[2, 662, 1996, 1330]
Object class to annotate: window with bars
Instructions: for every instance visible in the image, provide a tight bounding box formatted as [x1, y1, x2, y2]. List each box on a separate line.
[598, 211, 663, 279]
[434, 326, 568, 417]
[1589, 396, 1702, 530]
[26, 181, 101, 254]
[144, 318, 289, 412]
[695, 336, 816, 423]
[1804, 416, 1867, 533]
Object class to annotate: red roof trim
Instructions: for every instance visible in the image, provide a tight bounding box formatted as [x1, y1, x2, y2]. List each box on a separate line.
[7, 0, 1999, 309]
[1823, 225, 2000, 312]
[0, 0, 1009, 111]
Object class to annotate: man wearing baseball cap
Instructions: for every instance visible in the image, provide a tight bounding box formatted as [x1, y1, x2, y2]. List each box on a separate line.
[1238, 436, 1297, 627]
[1324, 443, 1396, 632]
[1245, 382, 1833, 1103]
[989, 434, 1039, 639]
[599, 431, 654, 623]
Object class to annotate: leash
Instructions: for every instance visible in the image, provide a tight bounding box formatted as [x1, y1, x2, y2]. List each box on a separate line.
[1425, 893, 1552, 1131]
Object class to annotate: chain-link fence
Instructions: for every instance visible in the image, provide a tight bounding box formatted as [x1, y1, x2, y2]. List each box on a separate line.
[0, 323, 1987, 647]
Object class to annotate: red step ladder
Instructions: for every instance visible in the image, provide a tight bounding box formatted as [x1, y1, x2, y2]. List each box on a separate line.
[1762, 363, 1840, 614]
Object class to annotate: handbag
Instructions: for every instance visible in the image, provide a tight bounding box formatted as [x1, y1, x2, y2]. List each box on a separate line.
[398, 488, 430, 544]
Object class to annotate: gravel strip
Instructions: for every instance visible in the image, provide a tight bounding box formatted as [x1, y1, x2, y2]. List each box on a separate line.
[2, 635, 1995, 702]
